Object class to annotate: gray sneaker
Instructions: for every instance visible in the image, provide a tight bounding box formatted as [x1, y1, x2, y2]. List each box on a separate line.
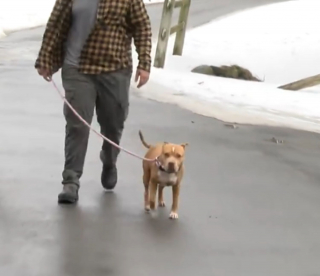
[58, 183, 79, 204]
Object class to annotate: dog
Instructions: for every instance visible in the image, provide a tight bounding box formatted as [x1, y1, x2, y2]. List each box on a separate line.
[139, 130, 188, 219]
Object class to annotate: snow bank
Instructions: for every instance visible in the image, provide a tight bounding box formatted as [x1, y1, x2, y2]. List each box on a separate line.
[0, 0, 164, 39]
[134, 0, 320, 133]
[0, 0, 55, 38]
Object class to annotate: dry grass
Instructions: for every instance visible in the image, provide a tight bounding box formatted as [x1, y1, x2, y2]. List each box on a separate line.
[192, 64, 262, 82]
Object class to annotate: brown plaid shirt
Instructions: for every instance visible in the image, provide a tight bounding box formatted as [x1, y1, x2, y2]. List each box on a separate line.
[35, 0, 152, 74]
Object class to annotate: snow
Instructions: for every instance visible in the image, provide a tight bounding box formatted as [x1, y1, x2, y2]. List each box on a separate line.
[0, 0, 164, 38]
[133, 0, 320, 133]
[0, 0, 55, 38]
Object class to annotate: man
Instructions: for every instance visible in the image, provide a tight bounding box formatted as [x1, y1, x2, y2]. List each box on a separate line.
[35, 0, 152, 204]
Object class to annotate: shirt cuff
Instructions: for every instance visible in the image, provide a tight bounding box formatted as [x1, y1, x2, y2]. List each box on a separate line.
[137, 61, 151, 73]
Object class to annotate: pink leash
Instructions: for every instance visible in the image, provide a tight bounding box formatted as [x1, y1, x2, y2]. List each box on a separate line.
[51, 78, 155, 163]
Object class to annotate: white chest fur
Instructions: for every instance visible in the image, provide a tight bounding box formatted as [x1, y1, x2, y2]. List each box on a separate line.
[157, 170, 178, 185]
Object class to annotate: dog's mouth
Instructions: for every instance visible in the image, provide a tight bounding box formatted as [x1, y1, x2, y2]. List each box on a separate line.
[156, 157, 181, 174]
[163, 162, 179, 174]
[166, 167, 177, 174]
[159, 165, 176, 174]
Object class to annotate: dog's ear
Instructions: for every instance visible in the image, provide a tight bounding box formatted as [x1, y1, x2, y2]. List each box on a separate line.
[180, 143, 189, 149]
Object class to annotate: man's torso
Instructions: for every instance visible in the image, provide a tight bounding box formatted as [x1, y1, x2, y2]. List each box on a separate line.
[64, 0, 100, 67]
[35, 0, 151, 74]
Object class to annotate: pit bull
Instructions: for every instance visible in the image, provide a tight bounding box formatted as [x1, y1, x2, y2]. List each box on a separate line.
[139, 130, 188, 219]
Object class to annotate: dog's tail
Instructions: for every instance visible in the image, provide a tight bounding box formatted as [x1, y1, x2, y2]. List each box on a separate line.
[139, 130, 151, 149]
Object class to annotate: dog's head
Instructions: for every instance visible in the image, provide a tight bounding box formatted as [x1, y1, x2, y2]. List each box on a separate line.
[158, 142, 188, 173]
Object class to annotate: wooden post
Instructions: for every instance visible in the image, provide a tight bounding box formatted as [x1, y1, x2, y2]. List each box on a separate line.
[153, 0, 175, 68]
[173, 0, 191, 56]
[279, 74, 320, 91]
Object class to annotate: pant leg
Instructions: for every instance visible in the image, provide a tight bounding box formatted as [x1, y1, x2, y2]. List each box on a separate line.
[61, 65, 97, 185]
[94, 68, 132, 167]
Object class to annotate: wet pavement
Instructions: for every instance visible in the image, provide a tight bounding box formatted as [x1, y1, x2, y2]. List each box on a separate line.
[2, 0, 320, 275]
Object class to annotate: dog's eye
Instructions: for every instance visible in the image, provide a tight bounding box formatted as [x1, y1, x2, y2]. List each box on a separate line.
[176, 154, 182, 158]
[164, 153, 170, 158]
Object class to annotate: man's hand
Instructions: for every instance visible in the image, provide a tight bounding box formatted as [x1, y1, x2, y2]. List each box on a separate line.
[37, 67, 52, 82]
[135, 69, 149, 88]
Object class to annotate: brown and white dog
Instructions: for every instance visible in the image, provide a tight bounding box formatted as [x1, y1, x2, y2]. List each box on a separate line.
[139, 130, 188, 219]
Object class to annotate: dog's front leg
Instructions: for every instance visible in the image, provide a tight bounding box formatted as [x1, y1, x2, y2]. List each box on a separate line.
[169, 184, 180, 219]
[149, 180, 158, 210]
[158, 185, 165, 207]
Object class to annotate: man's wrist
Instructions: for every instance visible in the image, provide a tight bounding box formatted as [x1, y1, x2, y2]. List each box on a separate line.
[137, 62, 151, 73]
[35, 58, 52, 72]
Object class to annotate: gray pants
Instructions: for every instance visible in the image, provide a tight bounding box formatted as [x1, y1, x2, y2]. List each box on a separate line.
[61, 65, 132, 186]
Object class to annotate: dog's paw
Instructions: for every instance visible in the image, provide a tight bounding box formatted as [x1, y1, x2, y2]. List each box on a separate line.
[169, 212, 178, 219]
[145, 205, 150, 212]
[158, 201, 166, 207]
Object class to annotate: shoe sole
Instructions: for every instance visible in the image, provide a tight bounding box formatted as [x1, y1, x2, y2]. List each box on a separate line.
[102, 184, 116, 191]
[101, 178, 117, 191]
[58, 194, 78, 204]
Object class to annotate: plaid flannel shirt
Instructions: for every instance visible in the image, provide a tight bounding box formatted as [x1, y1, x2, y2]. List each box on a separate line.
[35, 0, 152, 74]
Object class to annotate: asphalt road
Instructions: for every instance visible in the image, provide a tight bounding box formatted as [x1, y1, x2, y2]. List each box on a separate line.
[2, 0, 320, 275]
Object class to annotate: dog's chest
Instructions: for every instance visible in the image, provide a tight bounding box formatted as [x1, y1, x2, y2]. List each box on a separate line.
[157, 171, 178, 185]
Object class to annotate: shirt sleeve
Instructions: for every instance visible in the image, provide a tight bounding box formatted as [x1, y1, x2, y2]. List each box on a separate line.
[34, 0, 64, 72]
[129, 0, 152, 73]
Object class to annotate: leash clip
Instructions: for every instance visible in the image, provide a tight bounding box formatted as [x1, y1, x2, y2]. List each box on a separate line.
[155, 157, 167, 172]
[155, 156, 161, 167]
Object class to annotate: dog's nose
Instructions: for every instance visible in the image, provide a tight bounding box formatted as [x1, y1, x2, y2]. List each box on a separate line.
[168, 162, 175, 169]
